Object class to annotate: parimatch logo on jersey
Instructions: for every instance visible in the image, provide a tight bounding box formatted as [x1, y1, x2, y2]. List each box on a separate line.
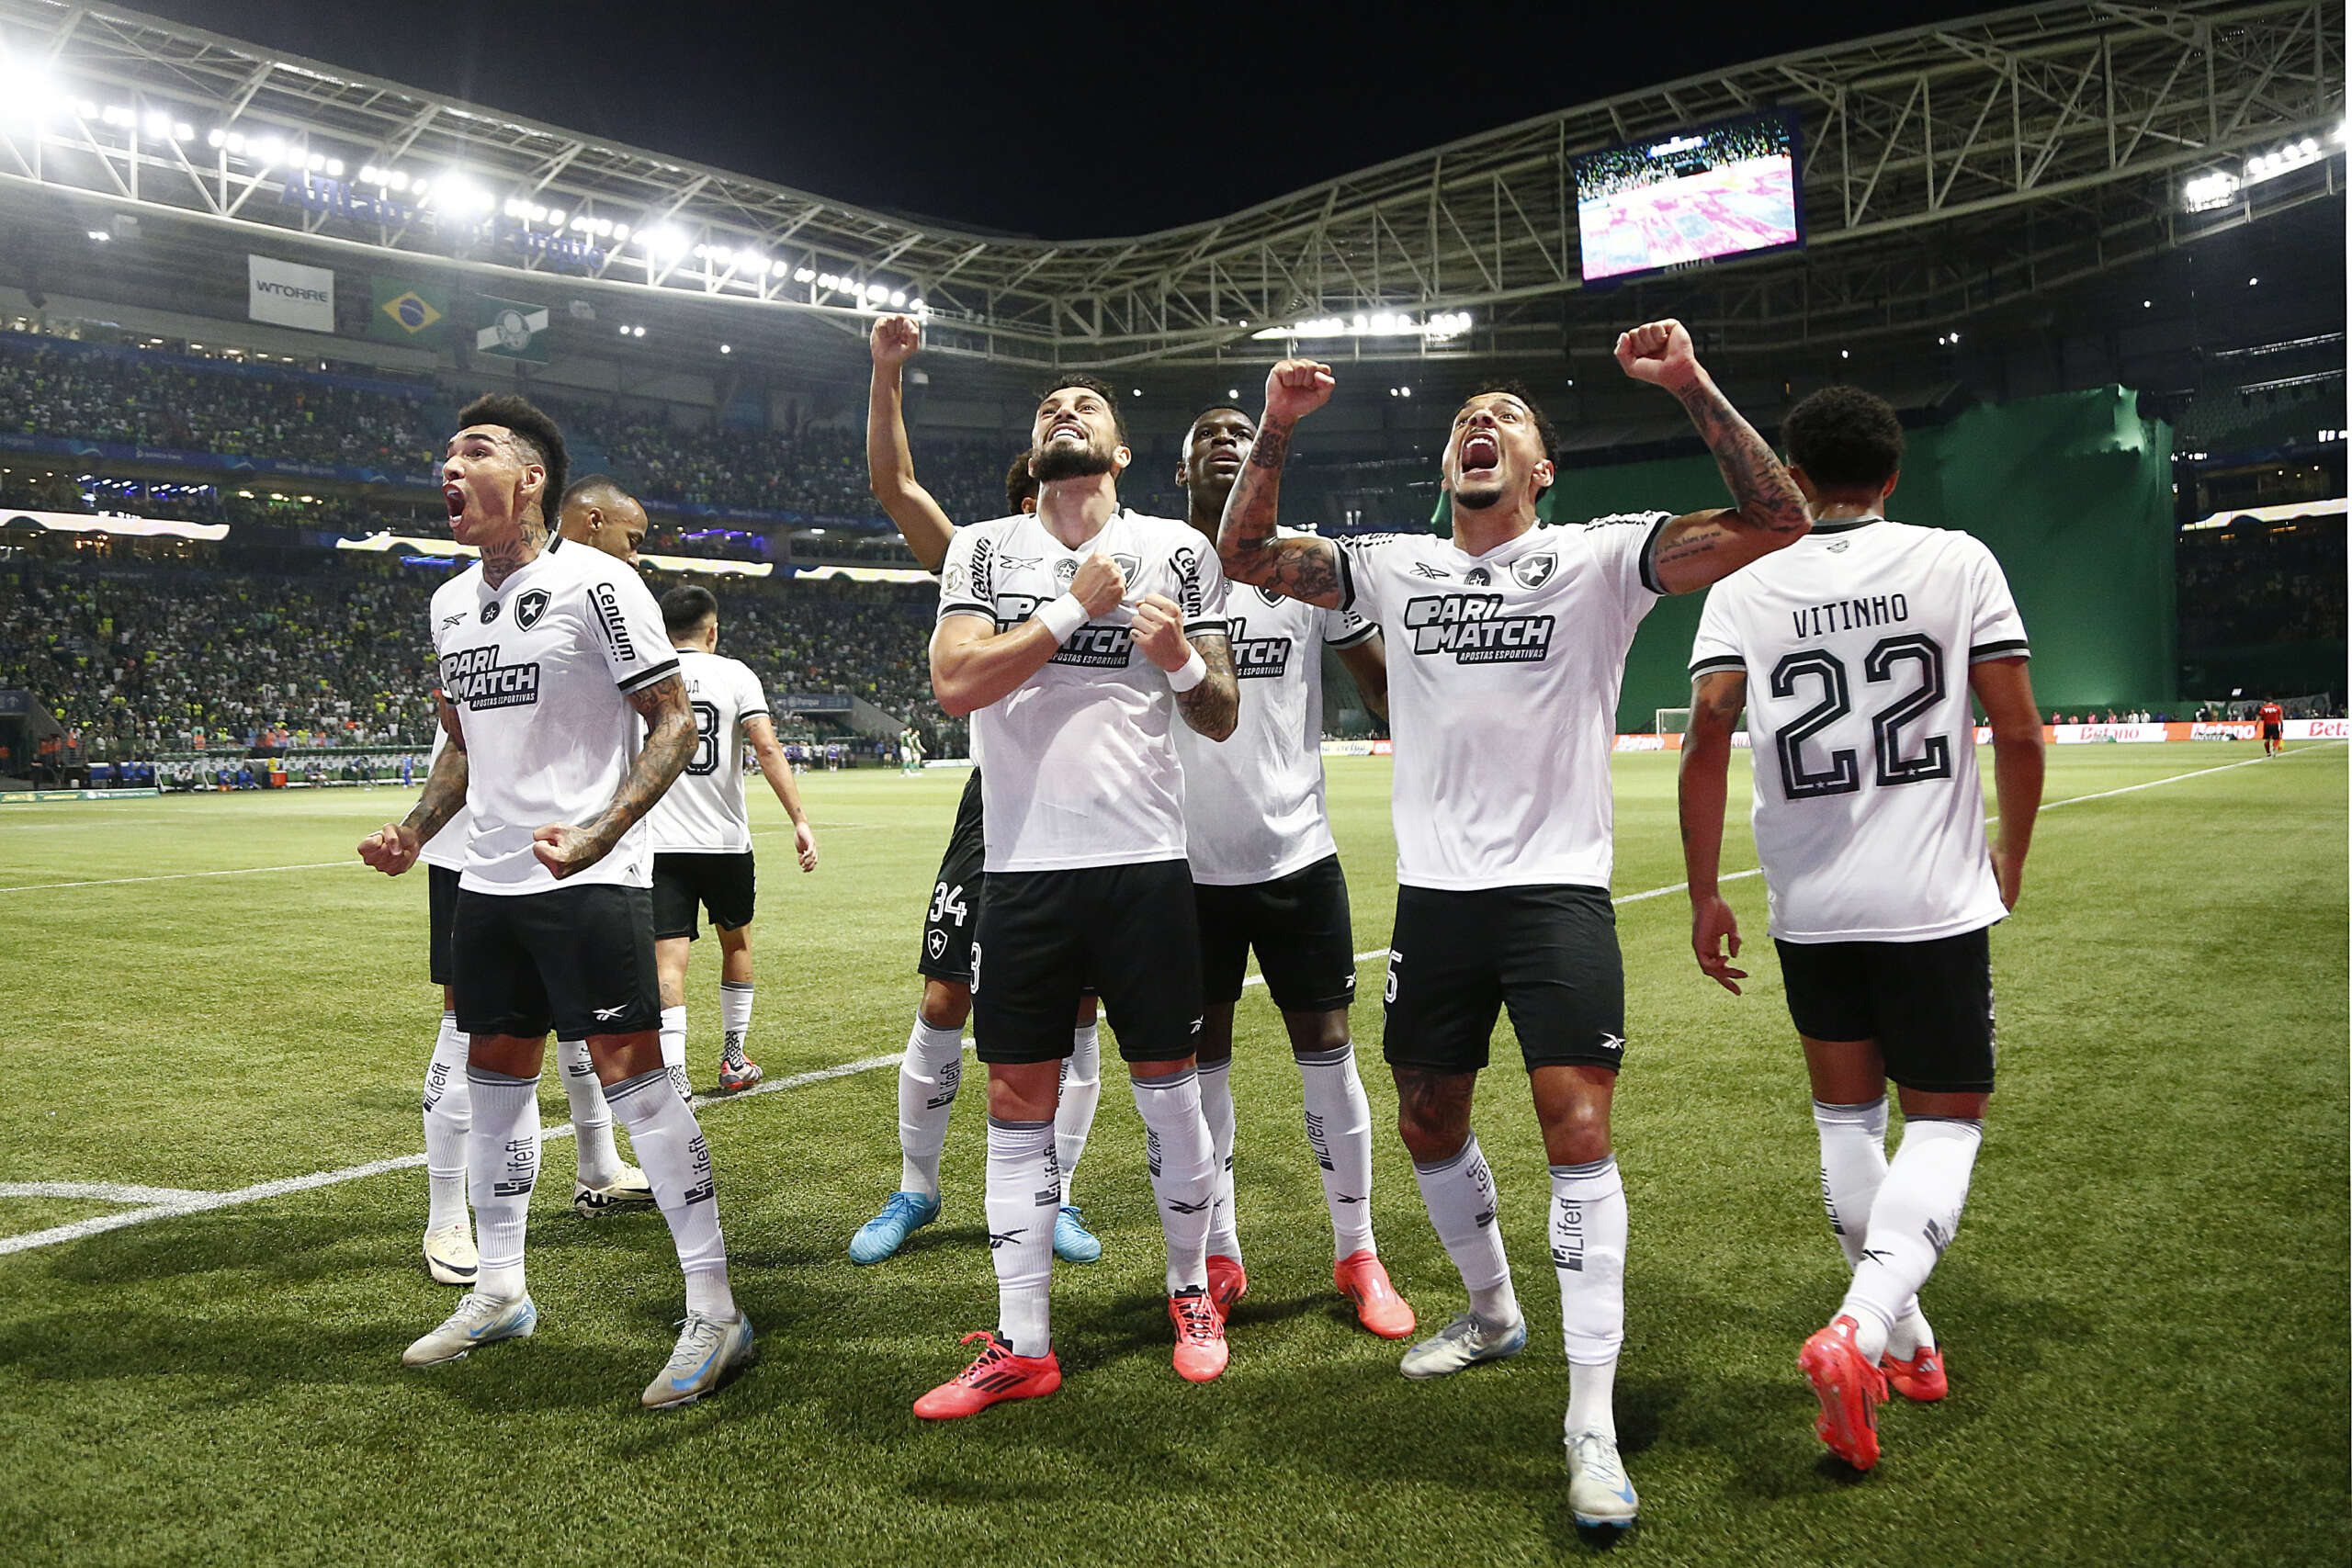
[1227, 616, 1293, 679]
[1051, 625, 1134, 667]
[440, 644, 541, 709]
[1403, 592, 1555, 664]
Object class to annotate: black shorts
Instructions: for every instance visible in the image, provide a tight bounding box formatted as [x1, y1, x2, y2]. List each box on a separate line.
[1382, 884, 1626, 1075]
[449, 882, 662, 1040]
[918, 769, 987, 983]
[427, 863, 460, 987]
[1775, 926, 1997, 1095]
[652, 851, 757, 940]
[2262, 722, 2283, 739]
[1195, 853, 1358, 1014]
[973, 859, 1203, 1066]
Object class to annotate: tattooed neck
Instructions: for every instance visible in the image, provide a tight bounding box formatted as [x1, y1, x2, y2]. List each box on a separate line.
[481, 516, 548, 589]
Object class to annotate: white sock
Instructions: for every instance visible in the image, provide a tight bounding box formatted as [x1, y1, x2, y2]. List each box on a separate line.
[1132, 1067, 1216, 1295]
[718, 980, 754, 1070]
[1551, 1156, 1629, 1441]
[1198, 1057, 1240, 1262]
[1813, 1098, 1889, 1269]
[465, 1067, 539, 1301]
[1412, 1134, 1518, 1325]
[607, 1068, 736, 1320]
[1055, 1023, 1102, 1205]
[1297, 1043, 1376, 1259]
[659, 1005, 692, 1101]
[1840, 1118, 1984, 1361]
[897, 1013, 966, 1198]
[422, 1012, 470, 1232]
[985, 1115, 1058, 1356]
[557, 1038, 623, 1190]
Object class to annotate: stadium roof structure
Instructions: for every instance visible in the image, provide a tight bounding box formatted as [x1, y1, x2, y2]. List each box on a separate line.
[0, 0, 2339, 368]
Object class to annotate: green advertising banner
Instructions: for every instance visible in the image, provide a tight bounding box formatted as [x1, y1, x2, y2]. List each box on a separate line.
[368, 276, 448, 346]
[474, 295, 550, 363]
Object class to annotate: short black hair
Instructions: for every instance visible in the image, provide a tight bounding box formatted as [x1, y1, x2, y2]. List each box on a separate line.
[1781, 386, 1905, 491]
[1185, 404, 1254, 442]
[1461, 381, 1559, 463]
[660, 584, 718, 637]
[561, 473, 631, 513]
[1004, 451, 1040, 513]
[1035, 373, 1127, 445]
[456, 393, 569, 521]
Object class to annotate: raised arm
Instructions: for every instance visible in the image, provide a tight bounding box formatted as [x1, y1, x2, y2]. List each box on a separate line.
[743, 712, 819, 872]
[932, 551, 1126, 717]
[1679, 669, 1749, 992]
[1616, 321, 1811, 596]
[1970, 656, 2043, 908]
[1216, 359, 1345, 608]
[358, 694, 467, 875]
[531, 673, 696, 879]
[866, 314, 956, 573]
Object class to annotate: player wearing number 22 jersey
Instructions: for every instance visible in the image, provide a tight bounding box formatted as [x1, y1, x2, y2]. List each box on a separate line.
[1678, 385, 2044, 1474]
[1220, 326, 1815, 1530]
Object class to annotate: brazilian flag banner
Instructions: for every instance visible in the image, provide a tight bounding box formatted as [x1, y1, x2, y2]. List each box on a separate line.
[474, 295, 551, 363]
[369, 276, 448, 346]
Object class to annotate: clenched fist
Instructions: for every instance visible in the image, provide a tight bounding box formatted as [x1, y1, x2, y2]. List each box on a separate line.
[871, 314, 921, 367]
[1264, 358, 1336, 423]
[357, 821, 422, 876]
[1129, 592, 1191, 672]
[1070, 551, 1126, 617]
[1615, 319, 1701, 389]
[531, 821, 611, 879]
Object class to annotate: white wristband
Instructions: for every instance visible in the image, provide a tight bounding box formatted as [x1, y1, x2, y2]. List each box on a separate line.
[1168, 647, 1209, 693]
[1032, 592, 1089, 643]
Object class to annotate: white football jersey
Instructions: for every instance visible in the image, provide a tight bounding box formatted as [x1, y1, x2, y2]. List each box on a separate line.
[1688, 516, 2030, 942]
[1338, 514, 1668, 891]
[416, 721, 473, 872]
[1175, 560, 1376, 886]
[645, 649, 770, 855]
[428, 536, 679, 895]
[937, 509, 1228, 873]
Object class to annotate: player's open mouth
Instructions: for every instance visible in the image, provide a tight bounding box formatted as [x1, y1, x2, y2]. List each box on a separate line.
[1461, 432, 1501, 474]
[1047, 421, 1086, 444]
[443, 484, 466, 519]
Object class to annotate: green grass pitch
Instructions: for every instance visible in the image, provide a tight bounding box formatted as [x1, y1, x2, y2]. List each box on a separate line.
[0, 743, 2344, 1567]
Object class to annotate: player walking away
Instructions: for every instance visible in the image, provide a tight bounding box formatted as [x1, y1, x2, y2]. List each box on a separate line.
[358, 394, 752, 1408]
[914, 373, 1241, 1417]
[1169, 403, 1415, 1341]
[645, 584, 820, 1099]
[2258, 696, 2285, 755]
[1218, 323, 1812, 1529]
[854, 313, 1107, 1268]
[1678, 385, 2044, 1472]
[900, 724, 926, 776]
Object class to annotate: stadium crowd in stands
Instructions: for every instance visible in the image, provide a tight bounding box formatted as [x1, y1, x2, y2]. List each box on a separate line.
[0, 550, 961, 764]
[2176, 517, 2346, 649]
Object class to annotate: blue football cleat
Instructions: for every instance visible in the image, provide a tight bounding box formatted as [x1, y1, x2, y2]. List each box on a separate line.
[1052, 1203, 1102, 1264]
[850, 1190, 941, 1264]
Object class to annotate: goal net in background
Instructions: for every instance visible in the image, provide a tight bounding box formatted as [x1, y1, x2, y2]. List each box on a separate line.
[1654, 707, 1692, 737]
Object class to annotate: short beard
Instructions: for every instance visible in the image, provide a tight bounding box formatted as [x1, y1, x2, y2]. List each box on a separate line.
[1453, 481, 1505, 511]
[1031, 441, 1116, 484]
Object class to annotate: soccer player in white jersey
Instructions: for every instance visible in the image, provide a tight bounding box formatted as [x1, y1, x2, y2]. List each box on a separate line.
[913, 372, 1240, 1417]
[1218, 325, 1812, 1529]
[854, 314, 1108, 1269]
[358, 394, 752, 1408]
[1677, 385, 2044, 1472]
[644, 583, 820, 1098]
[1169, 403, 1415, 1341]
[414, 720, 657, 1285]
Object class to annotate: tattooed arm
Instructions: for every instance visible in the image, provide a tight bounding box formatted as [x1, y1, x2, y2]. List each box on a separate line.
[358, 695, 466, 875]
[530, 673, 695, 879]
[1216, 359, 1347, 608]
[1173, 633, 1238, 741]
[1615, 320, 1811, 595]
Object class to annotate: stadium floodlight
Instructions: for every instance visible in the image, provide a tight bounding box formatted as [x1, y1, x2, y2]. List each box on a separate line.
[142, 110, 170, 137]
[1227, 388, 1239, 399]
[223, 131, 244, 152]
[504, 198, 526, 218]
[633, 325, 646, 338]
[618, 324, 631, 336]
[254, 136, 286, 164]
[359, 164, 381, 184]
[85, 230, 109, 243]
[648, 225, 688, 258]
[770, 259, 791, 277]
[324, 158, 343, 177]
[175, 122, 193, 141]
[304, 152, 325, 173]
[910, 298, 926, 314]
[531, 204, 549, 222]
[889, 290, 907, 307]
[794, 267, 816, 283]
[611, 222, 629, 242]
[208, 129, 227, 148]
[865, 282, 890, 301]
[719, 344, 731, 355]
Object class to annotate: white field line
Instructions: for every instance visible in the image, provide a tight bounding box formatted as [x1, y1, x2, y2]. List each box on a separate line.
[1, 742, 2330, 1258]
[0, 859, 357, 894]
[0, 1181, 217, 1204]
